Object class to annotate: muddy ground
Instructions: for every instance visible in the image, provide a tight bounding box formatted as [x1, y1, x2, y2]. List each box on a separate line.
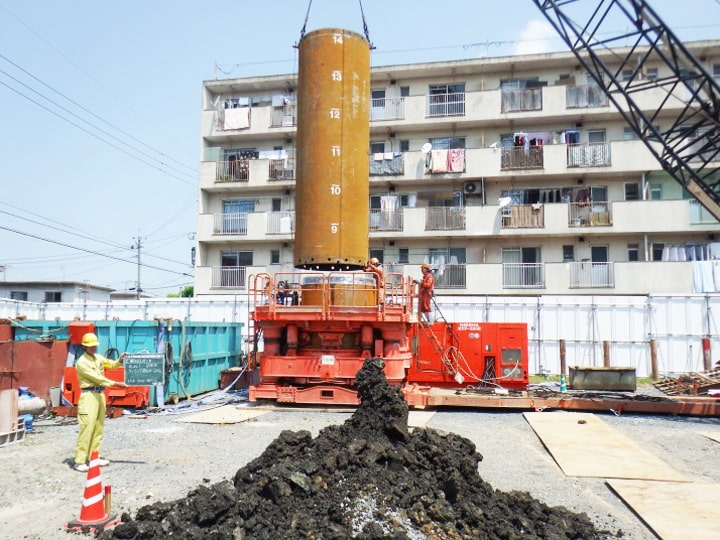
[98, 359, 613, 539]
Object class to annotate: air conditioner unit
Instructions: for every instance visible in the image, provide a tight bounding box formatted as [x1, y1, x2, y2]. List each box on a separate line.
[464, 181, 482, 195]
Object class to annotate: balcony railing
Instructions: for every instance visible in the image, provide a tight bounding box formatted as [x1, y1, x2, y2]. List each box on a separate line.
[370, 97, 405, 121]
[502, 263, 545, 288]
[567, 143, 611, 167]
[568, 202, 612, 227]
[501, 88, 542, 112]
[569, 261, 614, 288]
[434, 264, 466, 288]
[369, 208, 403, 231]
[427, 93, 466, 117]
[500, 146, 544, 170]
[267, 211, 295, 234]
[501, 204, 545, 228]
[566, 85, 608, 108]
[213, 213, 248, 235]
[270, 101, 296, 127]
[369, 153, 404, 176]
[215, 160, 249, 183]
[689, 200, 719, 225]
[269, 158, 296, 180]
[425, 207, 466, 230]
[212, 266, 247, 288]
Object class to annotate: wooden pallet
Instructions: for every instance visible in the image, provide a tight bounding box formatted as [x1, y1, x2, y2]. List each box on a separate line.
[0, 418, 25, 448]
[653, 368, 720, 396]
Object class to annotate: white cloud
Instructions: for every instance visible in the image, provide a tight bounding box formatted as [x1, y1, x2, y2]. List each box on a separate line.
[513, 20, 557, 55]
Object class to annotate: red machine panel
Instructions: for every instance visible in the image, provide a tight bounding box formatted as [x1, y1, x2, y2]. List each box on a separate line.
[62, 366, 149, 409]
[407, 322, 528, 390]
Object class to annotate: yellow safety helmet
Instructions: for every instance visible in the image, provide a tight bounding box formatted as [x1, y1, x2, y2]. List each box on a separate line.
[421, 263, 431, 271]
[369, 257, 380, 266]
[81, 332, 99, 347]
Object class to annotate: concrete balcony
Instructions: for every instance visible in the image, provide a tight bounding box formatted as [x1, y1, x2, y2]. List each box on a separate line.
[194, 260, 696, 296]
[200, 159, 296, 190]
[198, 212, 294, 242]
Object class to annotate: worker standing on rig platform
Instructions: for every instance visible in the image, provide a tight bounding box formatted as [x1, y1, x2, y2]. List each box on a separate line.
[364, 257, 385, 304]
[73, 332, 127, 472]
[415, 263, 435, 323]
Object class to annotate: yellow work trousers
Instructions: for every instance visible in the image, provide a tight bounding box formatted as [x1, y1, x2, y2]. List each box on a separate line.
[74, 391, 106, 465]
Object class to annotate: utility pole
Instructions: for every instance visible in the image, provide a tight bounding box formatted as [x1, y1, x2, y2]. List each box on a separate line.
[131, 235, 144, 299]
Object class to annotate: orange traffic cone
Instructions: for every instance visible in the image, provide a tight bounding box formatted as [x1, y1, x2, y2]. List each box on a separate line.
[65, 451, 120, 532]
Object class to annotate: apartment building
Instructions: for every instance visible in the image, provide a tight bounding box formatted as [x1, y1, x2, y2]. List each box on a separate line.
[195, 40, 720, 296]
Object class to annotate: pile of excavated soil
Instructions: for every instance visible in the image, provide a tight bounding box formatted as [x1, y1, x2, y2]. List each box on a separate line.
[98, 358, 615, 539]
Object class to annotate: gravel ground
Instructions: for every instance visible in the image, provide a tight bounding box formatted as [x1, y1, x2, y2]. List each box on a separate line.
[1, 391, 719, 540]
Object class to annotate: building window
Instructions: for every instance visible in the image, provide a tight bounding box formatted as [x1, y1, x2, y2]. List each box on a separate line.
[10, 291, 28, 301]
[624, 182, 641, 201]
[628, 244, 639, 261]
[428, 83, 465, 116]
[398, 248, 409, 264]
[645, 67, 658, 80]
[588, 129, 606, 143]
[44, 291, 62, 303]
[399, 139, 409, 152]
[562, 245, 575, 262]
[623, 127, 637, 140]
[400, 86, 410, 97]
[622, 69, 634, 81]
[651, 243, 665, 261]
[429, 136, 466, 150]
[270, 250, 280, 265]
[369, 249, 384, 263]
[714, 64, 720, 81]
[370, 141, 384, 154]
[649, 184, 662, 200]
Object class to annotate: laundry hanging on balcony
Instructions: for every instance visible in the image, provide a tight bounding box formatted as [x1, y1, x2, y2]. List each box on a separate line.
[428, 148, 465, 173]
[430, 149, 448, 173]
[224, 107, 250, 130]
[448, 149, 465, 172]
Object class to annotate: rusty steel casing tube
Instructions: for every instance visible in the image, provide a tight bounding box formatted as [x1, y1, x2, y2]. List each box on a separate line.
[294, 28, 370, 271]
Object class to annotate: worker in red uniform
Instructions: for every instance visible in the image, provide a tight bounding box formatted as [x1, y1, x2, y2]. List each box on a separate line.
[415, 263, 435, 323]
[364, 257, 385, 304]
[73, 332, 127, 472]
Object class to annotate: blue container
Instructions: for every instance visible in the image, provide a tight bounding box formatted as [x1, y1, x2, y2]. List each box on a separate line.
[13, 319, 243, 405]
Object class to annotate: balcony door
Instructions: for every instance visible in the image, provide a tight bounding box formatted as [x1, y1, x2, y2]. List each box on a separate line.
[222, 199, 255, 234]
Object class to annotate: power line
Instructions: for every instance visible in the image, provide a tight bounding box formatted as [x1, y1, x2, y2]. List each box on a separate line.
[0, 70, 196, 186]
[0, 204, 192, 268]
[0, 3, 196, 164]
[0, 224, 193, 278]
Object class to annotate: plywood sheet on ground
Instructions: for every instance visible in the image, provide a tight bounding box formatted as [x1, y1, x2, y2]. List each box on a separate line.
[701, 431, 720, 444]
[523, 412, 688, 481]
[175, 406, 269, 424]
[408, 411, 435, 428]
[608, 479, 720, 540]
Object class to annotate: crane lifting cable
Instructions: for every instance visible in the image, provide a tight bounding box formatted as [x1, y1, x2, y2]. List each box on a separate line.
[297, 0, 373, 47]
[532, 0, 720, 220]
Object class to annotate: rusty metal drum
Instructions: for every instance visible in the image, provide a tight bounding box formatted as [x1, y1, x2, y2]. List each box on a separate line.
[294, 28, 371, 271]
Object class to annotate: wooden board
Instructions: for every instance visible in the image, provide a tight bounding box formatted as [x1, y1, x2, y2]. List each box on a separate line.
[408, 411, 435, 428]
[608, 479, 720, 539]
[523, 411, 688, 481]
[175, 405, 269, 424]
[701, 431, 720, 444]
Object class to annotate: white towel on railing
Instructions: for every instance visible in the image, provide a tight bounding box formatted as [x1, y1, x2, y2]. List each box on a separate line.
[224, 107, 250, 130]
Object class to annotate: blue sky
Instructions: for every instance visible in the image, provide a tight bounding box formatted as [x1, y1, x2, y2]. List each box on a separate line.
[0, 0, 718, 297]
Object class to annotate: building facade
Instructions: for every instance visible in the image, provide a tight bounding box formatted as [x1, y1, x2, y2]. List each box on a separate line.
[0, 281, 114, 303]
[196, 40, 720, 296]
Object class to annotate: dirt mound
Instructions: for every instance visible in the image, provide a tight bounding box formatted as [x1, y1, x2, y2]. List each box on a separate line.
[99, 358, 615, 539]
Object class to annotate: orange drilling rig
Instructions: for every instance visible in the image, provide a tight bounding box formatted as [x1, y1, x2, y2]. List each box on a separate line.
[247, 27, 528, 407]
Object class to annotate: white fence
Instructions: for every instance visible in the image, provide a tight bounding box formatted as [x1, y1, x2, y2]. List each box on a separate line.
[2, 294, 718, 378]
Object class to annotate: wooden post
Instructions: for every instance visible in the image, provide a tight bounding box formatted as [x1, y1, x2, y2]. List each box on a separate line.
[603, 341, 610, 367]
[559, 339, 566, 376]
[650, 339, 658, 381]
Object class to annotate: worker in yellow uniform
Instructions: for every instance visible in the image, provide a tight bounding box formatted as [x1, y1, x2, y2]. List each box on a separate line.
[73, 332, 127, 472]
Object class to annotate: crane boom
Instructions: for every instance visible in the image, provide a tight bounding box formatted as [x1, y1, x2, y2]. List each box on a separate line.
[532, 0, 720, 220]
